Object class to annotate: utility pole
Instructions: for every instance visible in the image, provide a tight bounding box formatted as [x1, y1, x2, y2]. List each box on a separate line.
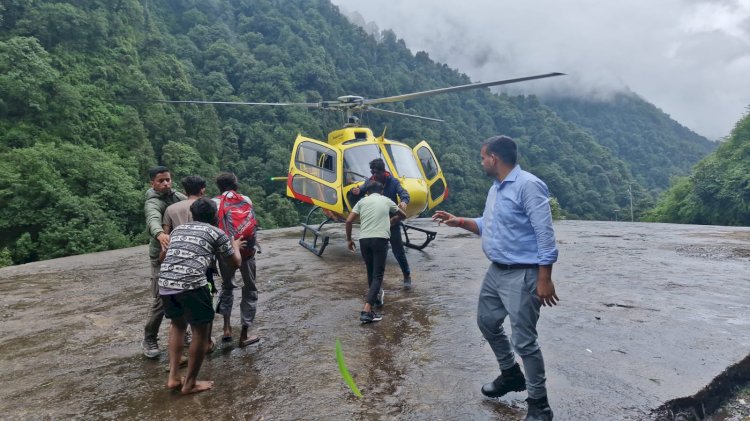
[628, 183, 634, 222]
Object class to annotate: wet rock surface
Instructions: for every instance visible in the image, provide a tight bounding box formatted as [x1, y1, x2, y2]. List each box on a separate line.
[1, 220, 749, 420]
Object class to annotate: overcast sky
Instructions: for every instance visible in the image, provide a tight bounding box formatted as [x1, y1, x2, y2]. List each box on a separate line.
[331, 0, 750, 139]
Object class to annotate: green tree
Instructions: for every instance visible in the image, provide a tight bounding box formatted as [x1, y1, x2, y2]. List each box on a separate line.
[646, 109, 750, 225]
[0, 143, 141, 263]
[0, 37, 58, 119]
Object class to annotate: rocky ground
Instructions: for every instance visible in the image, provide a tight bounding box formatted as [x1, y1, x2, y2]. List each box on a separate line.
[1, 220, 749, 420]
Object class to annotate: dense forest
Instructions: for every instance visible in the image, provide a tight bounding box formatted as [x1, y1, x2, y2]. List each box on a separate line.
[0, 0, 713, 266]
[646, 110, 750, 225]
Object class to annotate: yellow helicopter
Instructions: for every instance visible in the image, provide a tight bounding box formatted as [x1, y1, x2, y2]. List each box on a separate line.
[156, 72, 564, 255]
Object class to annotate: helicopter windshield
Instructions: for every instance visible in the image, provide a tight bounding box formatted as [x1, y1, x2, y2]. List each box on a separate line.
[343, 145, 390, 185]
[385, 144, 423, 179]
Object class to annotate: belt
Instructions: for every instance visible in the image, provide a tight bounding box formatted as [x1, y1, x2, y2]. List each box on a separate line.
[493, 262, 539, 270]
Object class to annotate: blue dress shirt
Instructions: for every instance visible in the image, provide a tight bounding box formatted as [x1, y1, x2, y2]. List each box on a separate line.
[474, 165, 558, 266]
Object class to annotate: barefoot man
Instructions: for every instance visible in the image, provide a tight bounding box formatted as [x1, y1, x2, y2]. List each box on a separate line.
[159, 197, 242, 394]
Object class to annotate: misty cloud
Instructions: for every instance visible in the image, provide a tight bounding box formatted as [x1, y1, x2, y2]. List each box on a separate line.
[332, 0, 750, 139]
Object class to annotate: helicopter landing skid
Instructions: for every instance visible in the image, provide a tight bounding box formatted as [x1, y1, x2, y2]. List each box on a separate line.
[299, 206, 332, 256]
[401, 223, 437, 251]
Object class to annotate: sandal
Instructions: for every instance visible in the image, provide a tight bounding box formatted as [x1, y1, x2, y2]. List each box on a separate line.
[239, 335, 260, 348]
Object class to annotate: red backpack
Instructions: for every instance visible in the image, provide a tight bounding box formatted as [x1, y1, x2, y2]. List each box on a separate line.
[216, 191, 258, 257]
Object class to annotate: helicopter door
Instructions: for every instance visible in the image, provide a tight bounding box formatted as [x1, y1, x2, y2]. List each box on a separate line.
[413, 141, 448, 209]
[287, 136, 344, 214]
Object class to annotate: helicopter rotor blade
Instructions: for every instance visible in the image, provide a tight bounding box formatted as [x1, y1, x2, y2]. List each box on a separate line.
[149, 99, 324, 107]
[363, 72, 565, 106]
[367, 107, 444, 122]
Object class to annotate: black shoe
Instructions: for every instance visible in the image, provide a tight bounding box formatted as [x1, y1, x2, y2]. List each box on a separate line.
[525, 396, 553, 421]
[481, 363, 526, 398]
[360, 311, 383, 324]
[403, 276, 412, 290]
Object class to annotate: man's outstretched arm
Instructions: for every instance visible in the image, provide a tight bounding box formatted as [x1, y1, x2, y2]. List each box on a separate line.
[432, 210, 480, 235]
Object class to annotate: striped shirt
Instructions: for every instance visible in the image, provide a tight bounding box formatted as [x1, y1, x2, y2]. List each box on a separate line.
[158, 222, 234, 291]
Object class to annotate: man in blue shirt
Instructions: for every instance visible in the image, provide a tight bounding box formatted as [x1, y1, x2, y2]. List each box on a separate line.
[433, 135, 559, 421]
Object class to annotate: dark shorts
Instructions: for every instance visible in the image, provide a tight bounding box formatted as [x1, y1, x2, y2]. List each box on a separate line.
[161, 286, 215, 326]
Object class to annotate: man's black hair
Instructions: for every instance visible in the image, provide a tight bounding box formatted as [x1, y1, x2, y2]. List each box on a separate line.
[366, 180, 384, 195]
[369, 158, 386, 172]
[148, 166, 170, 181]
[483, 135, 518, 166]
[190, 197, 217, 224]
[181, 175, 206, 196]
[215, 172, 239, 193]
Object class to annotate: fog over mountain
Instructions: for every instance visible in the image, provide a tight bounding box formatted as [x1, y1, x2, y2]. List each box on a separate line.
[333, 0, 750, 140]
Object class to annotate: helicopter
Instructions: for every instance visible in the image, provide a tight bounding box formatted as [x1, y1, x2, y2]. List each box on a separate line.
[155, 72, 564, 255]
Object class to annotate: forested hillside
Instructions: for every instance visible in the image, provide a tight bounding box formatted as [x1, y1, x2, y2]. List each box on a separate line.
[646, 110, 750, 225]
[543, 93, 716, 194]
[0, 0, 704, 265]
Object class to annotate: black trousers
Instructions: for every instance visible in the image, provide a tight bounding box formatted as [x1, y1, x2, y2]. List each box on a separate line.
[359, 237, 389, 305]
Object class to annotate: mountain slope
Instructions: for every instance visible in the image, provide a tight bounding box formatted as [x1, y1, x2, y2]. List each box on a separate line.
[646, 110, 750, 225]
[543, 93, 716, 194]
[1, 0, 650, 263]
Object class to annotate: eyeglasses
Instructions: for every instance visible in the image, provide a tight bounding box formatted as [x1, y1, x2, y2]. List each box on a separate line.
[370, 169, 382, 175]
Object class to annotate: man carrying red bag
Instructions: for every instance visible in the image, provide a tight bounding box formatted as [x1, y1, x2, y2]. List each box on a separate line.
[212, 172, 261, 348]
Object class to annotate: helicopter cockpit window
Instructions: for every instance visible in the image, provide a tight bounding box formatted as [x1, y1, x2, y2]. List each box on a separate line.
[295, 142, 337, 183]
[385, 145, 422, 179]
[416, 146, 439, 180]
[343, 144, 391, 185]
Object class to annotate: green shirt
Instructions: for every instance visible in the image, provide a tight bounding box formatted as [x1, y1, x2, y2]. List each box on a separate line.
[351, 193, 399, 239]
[144, 187, 186, 259]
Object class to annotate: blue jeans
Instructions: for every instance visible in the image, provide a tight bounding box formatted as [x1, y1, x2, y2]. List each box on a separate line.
[476, 264, 547, 399]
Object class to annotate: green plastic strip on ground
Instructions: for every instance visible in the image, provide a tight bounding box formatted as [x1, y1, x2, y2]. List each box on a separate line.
[335, 339, 363, 398]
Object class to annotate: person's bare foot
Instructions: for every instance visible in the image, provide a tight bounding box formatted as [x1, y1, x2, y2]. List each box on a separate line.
[181, 380, 214, 395]
[166, 375, 189, 390]
[222, 316, 232, 341]
[222, 325, 232, 342]
[166, 377, 182, 389]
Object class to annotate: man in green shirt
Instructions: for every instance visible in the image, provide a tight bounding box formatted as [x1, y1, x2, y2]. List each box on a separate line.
[345, 181, 407, 323]
[142, 166, 186, 358]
